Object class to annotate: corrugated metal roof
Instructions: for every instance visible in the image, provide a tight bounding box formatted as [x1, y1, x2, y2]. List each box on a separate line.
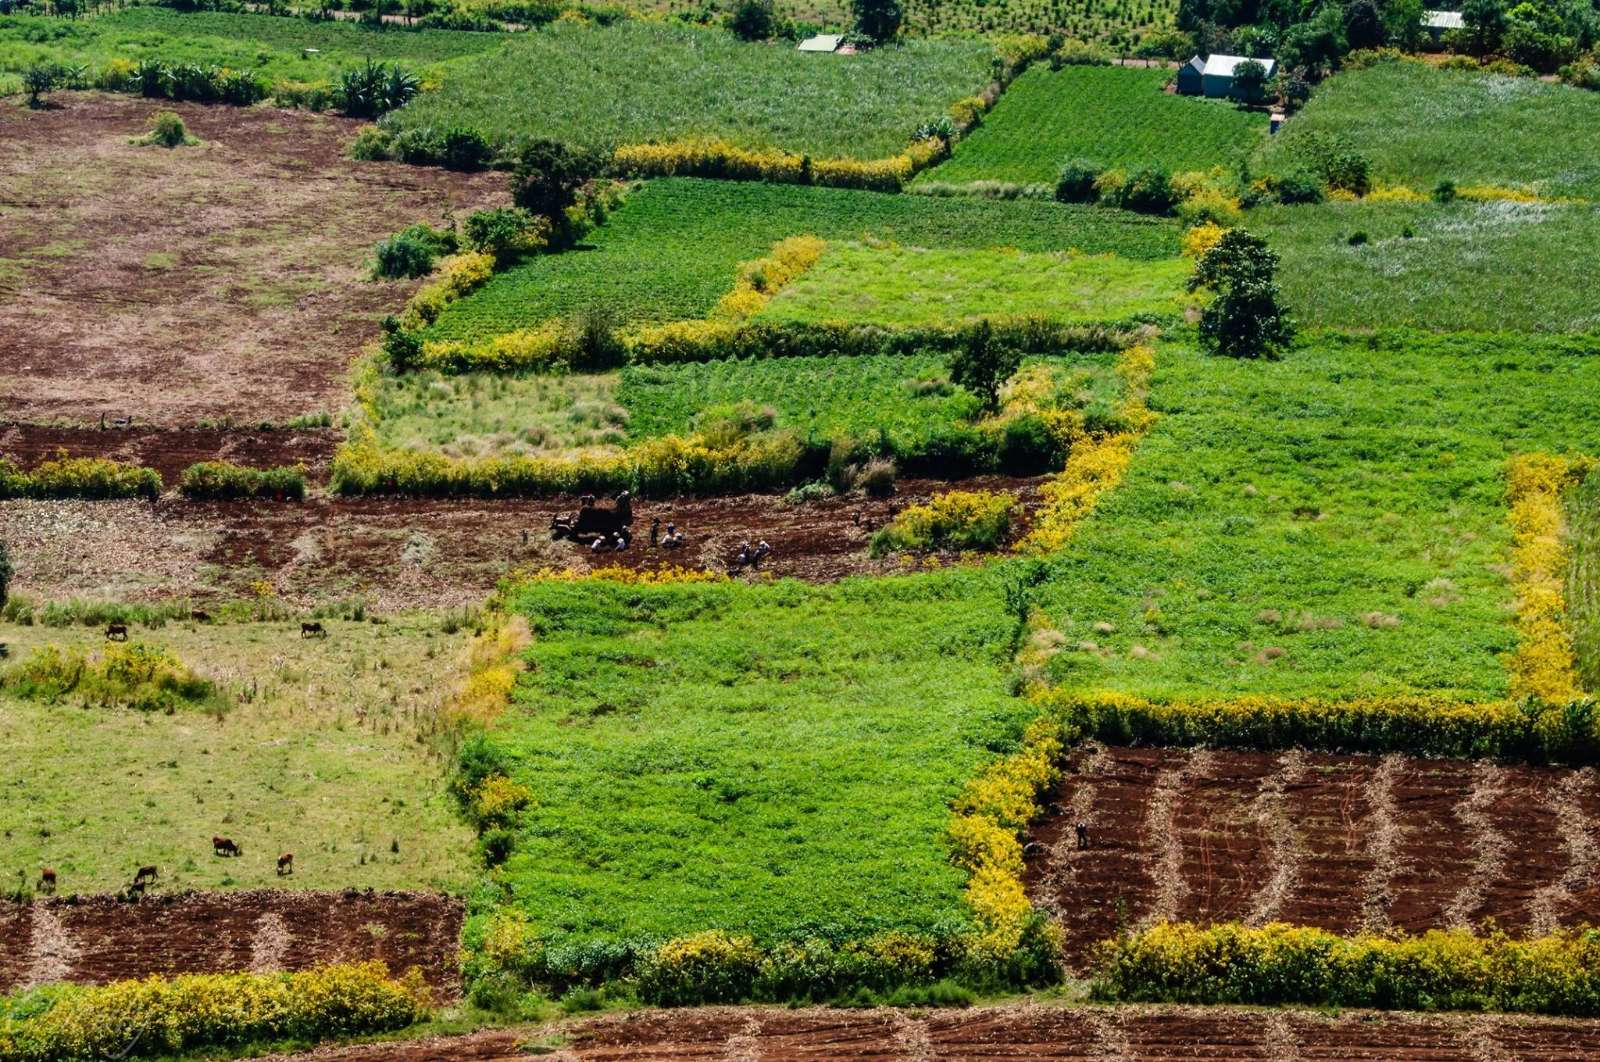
[1201, 53, 1277, 77]
[797, 34, 844, 51]
[1423, 9, 1464, 28]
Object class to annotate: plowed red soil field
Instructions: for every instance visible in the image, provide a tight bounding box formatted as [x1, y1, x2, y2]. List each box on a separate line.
[1025, 744, 1600, 970]
[0, 423, 340, 483]
[0, 93, 498, 428]
[0, 889, 463, 999]
[0, 475, 1045, 607]
[266, 1004, 1600, 1060]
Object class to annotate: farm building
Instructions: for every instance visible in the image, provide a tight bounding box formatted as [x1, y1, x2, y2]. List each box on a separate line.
[796, 33, 844, 52]
[1178, 53, 1278, 100]
[1422, 9, 1464, 45]
[1176, 55, 1205, 95]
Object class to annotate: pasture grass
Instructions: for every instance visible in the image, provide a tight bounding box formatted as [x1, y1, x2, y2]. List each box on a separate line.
[473, 330, 1600, 962]
[1255, 200, 1600, 332]
[754, 243, 1190, 327]
[1254, 60, 1600, 199]
[0, 9, 505, 86]
[383, 20, 990, 157]
[918, 65, 1267, 187]
[1566, 471, 1600, 694]
[368, 371, 627, 458]
[426, 178, 1183, 341]
[0, 617, 475, 894]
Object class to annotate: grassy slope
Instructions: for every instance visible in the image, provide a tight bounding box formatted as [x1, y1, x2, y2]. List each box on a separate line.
[481, 331, 1600, 951]
[384, 20, 990, 157]
[1255, 200, 1600, 332]
[0, 618, 474, 893]
[755, 243, 1189, 327]
[918, 65, 1267, 186]
[426, 178, 1182, 341]
[0, 9, 504, 84]
[368, 371, 628, 458]
[1566, 472, 1600, 694]
[1254, 60, 1600, 198]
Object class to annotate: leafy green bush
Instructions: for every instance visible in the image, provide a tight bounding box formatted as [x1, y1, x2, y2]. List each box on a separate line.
[177, 461, 306, 500]
[729, 0, 776, 40]
[440, 126, 494, 172]
[0, 455, 161, 501]
[371, 223, 456, 280]
[1273, 170, 1325, 203]
[348, 125, 395, 161]
[336, 58, 419, 118]
[462, 207, 548, 265]
[869, 489, 1019, 556]
[1114, 166, 1178, 214]
[2, 641, 226, 715]
[1054, 157, 1102, 203]
[1187, 228, 1295, 360]
[137, 109, 194, 148]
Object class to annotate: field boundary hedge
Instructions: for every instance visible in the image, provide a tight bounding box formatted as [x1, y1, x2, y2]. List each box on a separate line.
[1507, 453, 1594, 706]
[0, 454, 161, 501]
[0, 962, 428, 1062]
[1092, 922, 1600, 1018]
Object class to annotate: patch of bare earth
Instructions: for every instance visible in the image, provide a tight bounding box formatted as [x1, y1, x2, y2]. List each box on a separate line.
[0, 474, 1047, 607]
[1025, 747, 1600, 972]
[0, 92, 499, 428]
[263, 1005, 1600, 1061]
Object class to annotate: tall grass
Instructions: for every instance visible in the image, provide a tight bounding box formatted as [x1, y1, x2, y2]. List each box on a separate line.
[382, 20, 991, 159]
[1565, 471, 1600, 693]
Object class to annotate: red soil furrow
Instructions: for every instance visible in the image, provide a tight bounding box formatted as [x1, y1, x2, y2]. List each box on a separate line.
[1171, 751, 1277, 928]
[1465, 764, 1566, 932]
[1386, 756, 1480, 933]
[1270, 753, 1376, 932]
[266, 1007, 1600, 1062]
[0, 889, 463, 999]
[1024, 746, 1166, 970]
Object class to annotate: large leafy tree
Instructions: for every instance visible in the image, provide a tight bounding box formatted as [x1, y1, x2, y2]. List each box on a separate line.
[851, 0, 903, 43]
[948, 320, 1022, 412]
[1187, 229, 1295, 360]
[510, 139, 590, 224]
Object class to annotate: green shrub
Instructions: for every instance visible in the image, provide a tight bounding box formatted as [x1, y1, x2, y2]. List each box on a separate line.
[440, 126, 494, 172]
[139, 109, 194, 148]
[462, 207, 547, 265]
[1433, 178, 1458, 203]
[728, 0, 776, 40]
[0, 538, 12, 610]
[371, 223, 456, 281]
[0, 455, 161, 501]
[177, 461, 306, 500]
[1187, 228, 1295, 360]
[2, 641, 226, 715]
[336, 58, 419, 118]
[348, 125, 395, 161]
[1273, 170, 1325, 203]
[1054, 157, 1102, 202]
[1115, 166, 1178, 214]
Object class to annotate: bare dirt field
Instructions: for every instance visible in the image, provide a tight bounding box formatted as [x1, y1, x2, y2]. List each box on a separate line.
[269, 1004, 1600, 1060]
[0, 474, 1045, 607]
[0, 422, 340, 482]
[0, 889, 463, 999]
[1026, 744, 1600, 970]
[0, 93, 499, 428]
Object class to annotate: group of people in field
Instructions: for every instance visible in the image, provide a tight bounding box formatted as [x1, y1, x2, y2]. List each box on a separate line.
[552, 491, 770, 572]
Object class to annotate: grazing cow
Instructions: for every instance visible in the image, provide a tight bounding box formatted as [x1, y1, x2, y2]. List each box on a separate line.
[277, 852, 294, 877]
[300, 621, 327, 639]
[212, 836, 241, 858]
[38, 867, 56, 893]
[105, 622, 129, 642]
[123, 880, 146, 900]
[1075, 822, 1090, 850]
[191, 609, 212, 624]
[133, 864, 158, 885]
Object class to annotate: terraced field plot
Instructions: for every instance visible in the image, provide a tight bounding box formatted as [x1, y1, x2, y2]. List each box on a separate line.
[423, 178, 1183, 341]
[1566, 472, 1600, 692]
[754, 244, 1189, 327]
[1254, 59, 1600, 199]
[1029, 744, 1600, 970]
[384, 20, 990, 157]
[918, 65, 1267, 187]
[1257, 199, 1600, 332]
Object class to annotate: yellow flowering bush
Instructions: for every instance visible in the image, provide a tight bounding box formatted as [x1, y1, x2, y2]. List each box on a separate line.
[417, 321, 568, 374]
[1364, 182, 1427, 203]
[471, 774, 535, 828]
[711, 235, 826, 321]
[4, 642, 223, 715]
[441, 614, 531, 729]
[0, 962, 429, 1062]
[512, 565, 728, 586]
[1181, 221, 1226, 258]
[1506, 453, 1585, 706]
[0, 454, 161, 501]
[397, 251, 495, 330]
[1093, 921, 1600, 1017]
[612, 138, 942, 192]
[636, 930, 765, 1004]
[869, 489, 1019, 557]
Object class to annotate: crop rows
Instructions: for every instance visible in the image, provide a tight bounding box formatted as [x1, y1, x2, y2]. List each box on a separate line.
[920, 65, 1268, 187]
[426, 178, 1183, 342]
[383, 19, 991, 158]
[1566, 472, 1600, 693]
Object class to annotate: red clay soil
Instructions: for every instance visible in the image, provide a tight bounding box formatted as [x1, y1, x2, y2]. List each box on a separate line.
[0, 889, 463, 999]
[0, 93, 500, 428]
[0, 423, 341, 483]
[1026, 745, 1600, 971]
[0, 475, 1046, 608]
[268, 1004, 1600, 1060]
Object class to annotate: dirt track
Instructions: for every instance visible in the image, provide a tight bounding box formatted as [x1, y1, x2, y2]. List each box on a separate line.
[0, 889, 463, 999]
[0, 93, 499, 428]
[270, 1004, 1600, 1060]
[1026, 745, 1600, 970]
[0, 474, 1045, 608]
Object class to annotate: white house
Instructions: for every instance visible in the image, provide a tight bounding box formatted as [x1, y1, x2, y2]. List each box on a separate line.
[797, 33, 844, 52]
[1200, 53, 1277, 99]
[1422, 9, 1464, 45]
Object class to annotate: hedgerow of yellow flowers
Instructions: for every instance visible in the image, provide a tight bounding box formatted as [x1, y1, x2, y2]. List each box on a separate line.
[512, 565, 729, 586]
[0, 963, 428, 1062]
[612, 138, 941, 192]
[712, 235, 826, 321]
[418, 321, 567, 373]
[398, 251, 495, 330]
[1180, 221, 1226, 258]
[1506, 453, 1585, 706]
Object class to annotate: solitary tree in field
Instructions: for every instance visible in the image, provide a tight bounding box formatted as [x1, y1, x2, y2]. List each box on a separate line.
[948, 319, 1021, 412]
[22, 64, 54, 109]
[730, 0, 777, 40]
[851, 0, 903, 43]
[1187, 229, 1295, 360]
[510, 139, 589, 226]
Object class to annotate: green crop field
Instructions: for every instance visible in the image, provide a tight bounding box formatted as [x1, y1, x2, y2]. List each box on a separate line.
[1254, 60, 1600, 199]
[471, 329, 1600, 966]
[918, 65, 1268, 187]
[754, 243, 1189, 327]
[383, 20, 991, 157]
[0, 9, 506, 87]
[1567, 473, 1600, 694]
[0, 618, 475, 894]
[425, 178, 1183, 342]
[1255, 200, 1600, 332]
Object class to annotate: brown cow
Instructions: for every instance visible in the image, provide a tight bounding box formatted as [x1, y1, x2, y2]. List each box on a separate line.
[300, 621, 327, 639]
[105, 622, 129, 641]
[133, 864, 158, 885]
[212, 836, 241, 857]
[277, 852, 294, 876]
[38, 867, 56, 893]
